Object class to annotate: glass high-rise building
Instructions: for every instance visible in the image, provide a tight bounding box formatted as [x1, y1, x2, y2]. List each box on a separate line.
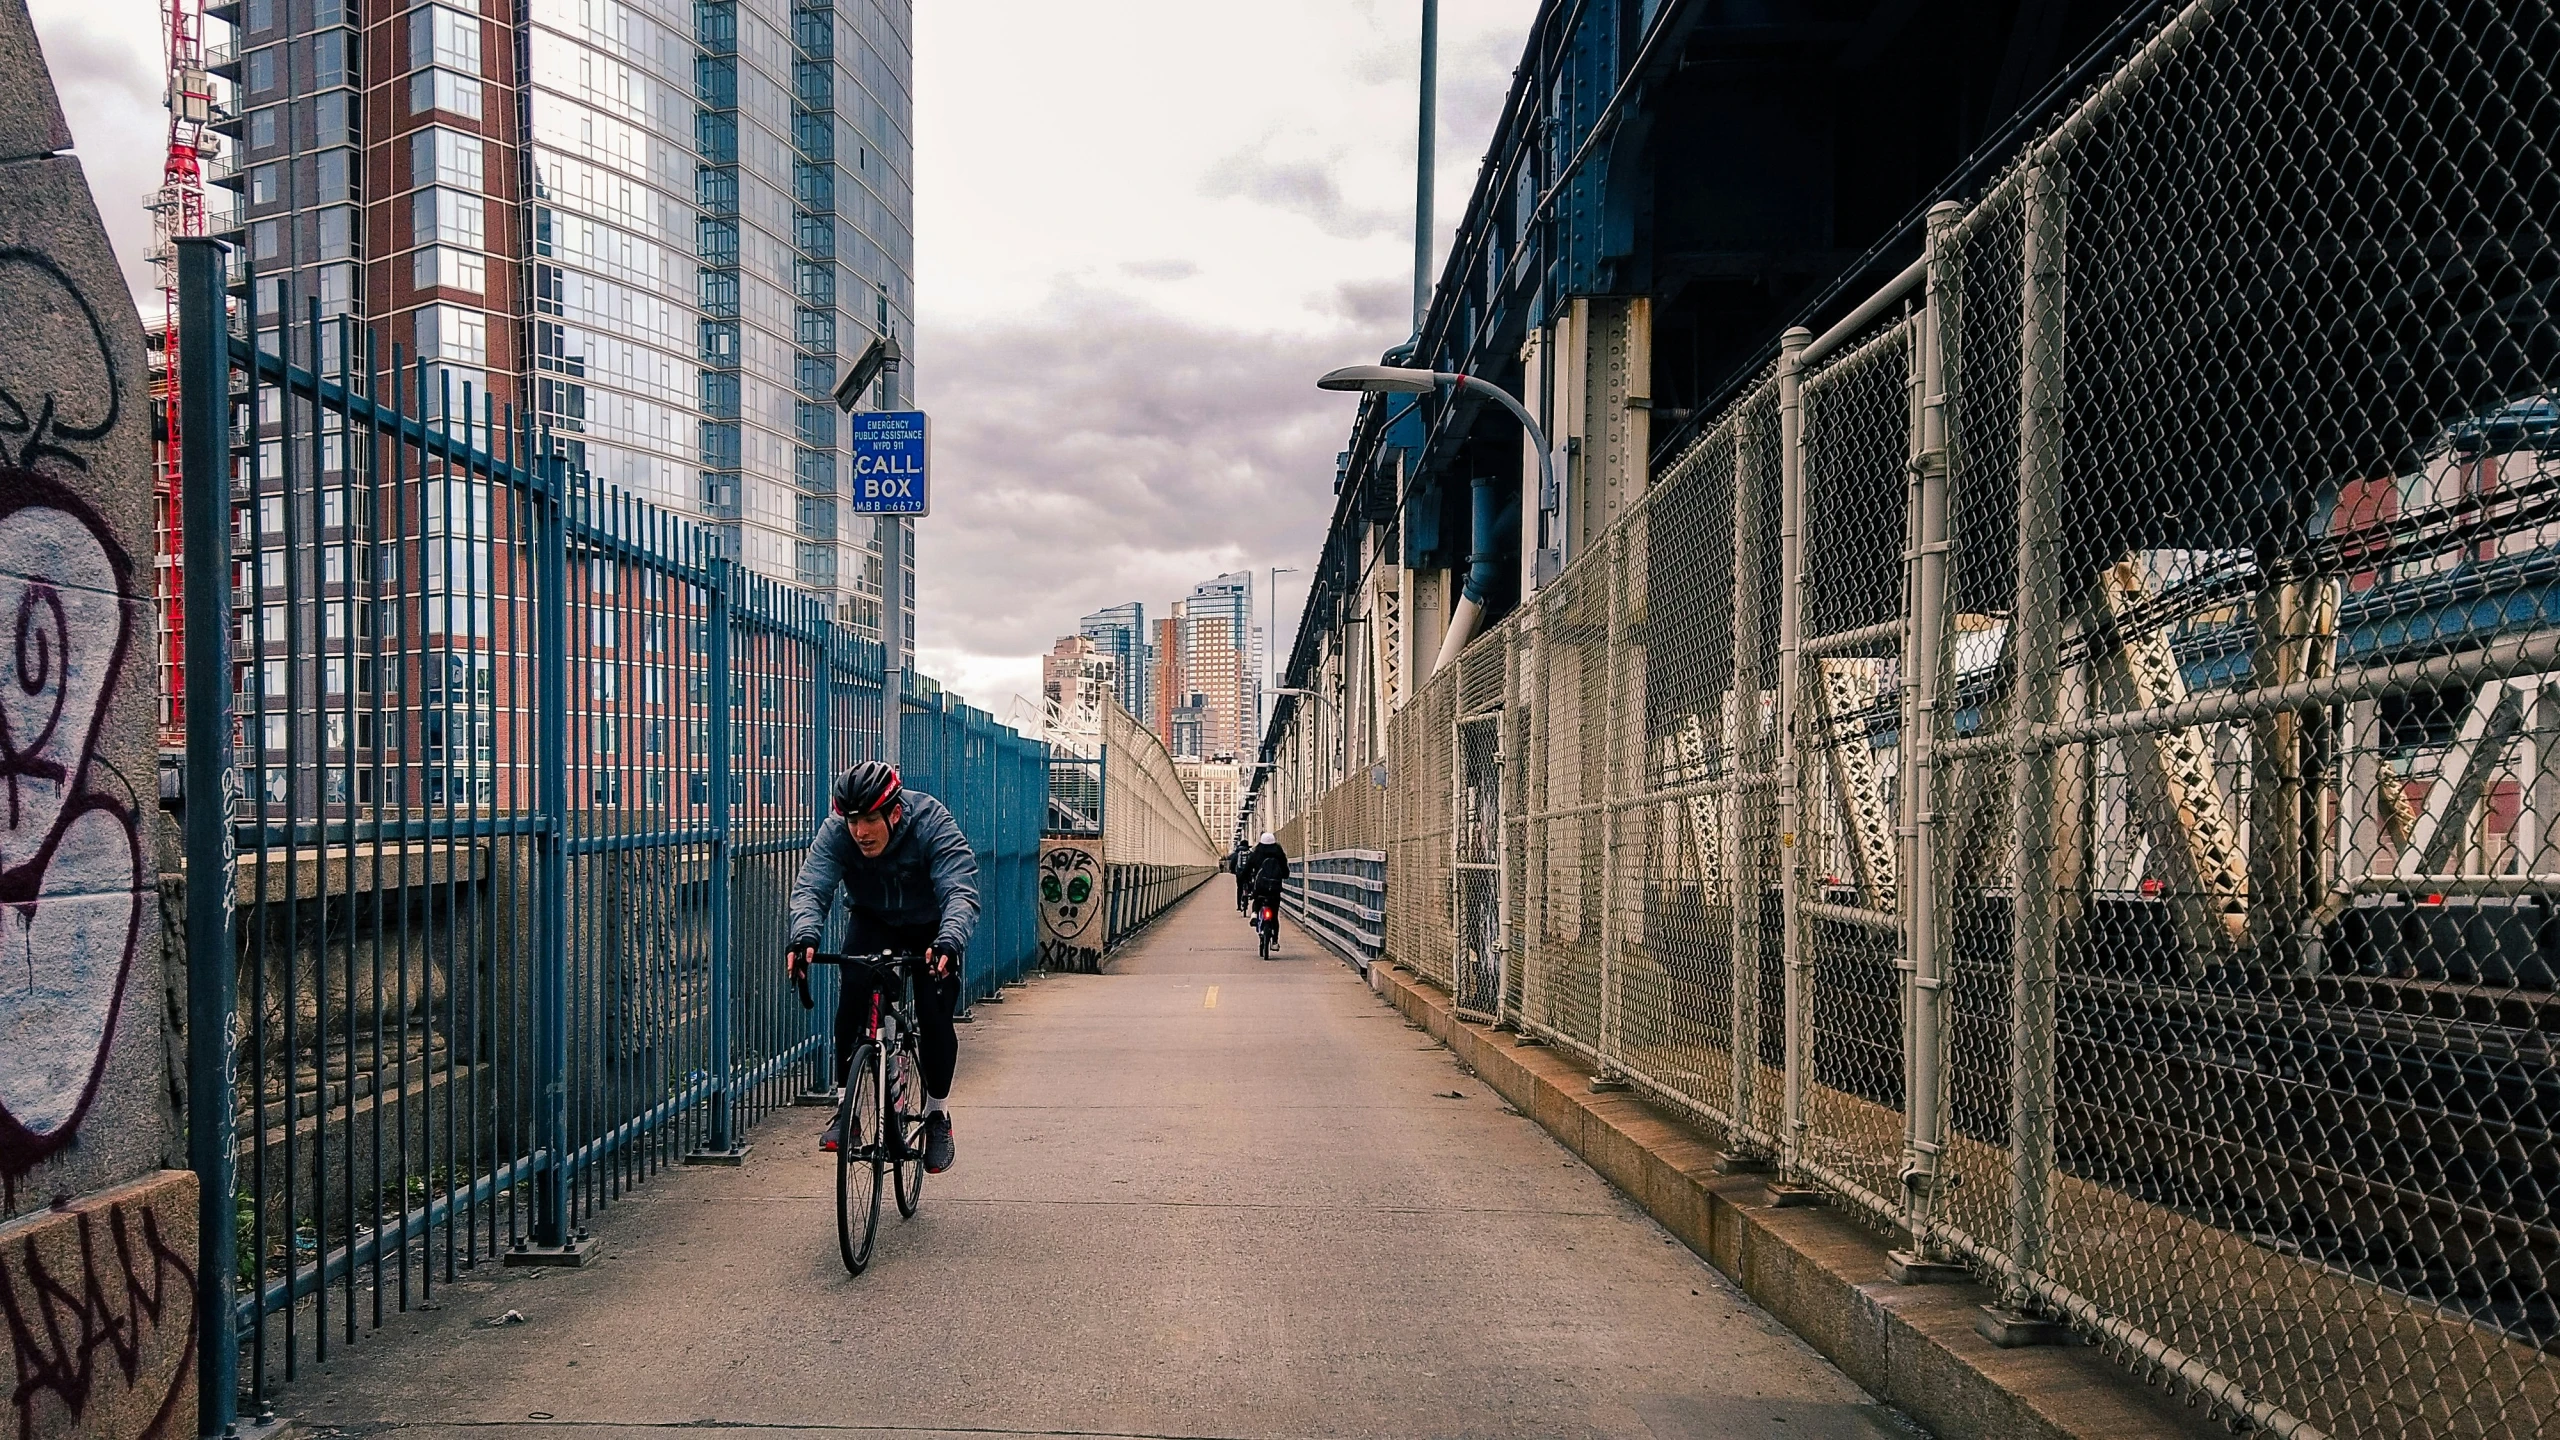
[214, 0, 912, 654]
[1079, 600, 1150, 721]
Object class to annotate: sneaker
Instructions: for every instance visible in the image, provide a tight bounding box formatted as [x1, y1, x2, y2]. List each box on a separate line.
[923, 1112, 955, 1174]
[820, 1116, 843, 1152]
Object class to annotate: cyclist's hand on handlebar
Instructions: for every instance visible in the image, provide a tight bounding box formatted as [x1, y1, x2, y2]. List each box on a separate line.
[927, 948, 954, 982]
[786, 943, 814, 979]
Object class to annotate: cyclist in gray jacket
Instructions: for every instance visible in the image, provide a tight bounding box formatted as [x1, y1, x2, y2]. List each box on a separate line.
[788, 761, 978, 1172]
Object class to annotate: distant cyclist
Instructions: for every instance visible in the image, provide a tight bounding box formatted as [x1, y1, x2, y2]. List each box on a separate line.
[787, 761, 978, 1173]
[1232, 835, 1255, 913]
[1242, 830, 1290, 917]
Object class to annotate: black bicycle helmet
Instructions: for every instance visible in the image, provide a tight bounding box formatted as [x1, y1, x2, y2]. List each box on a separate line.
[833, 760, 902, 818]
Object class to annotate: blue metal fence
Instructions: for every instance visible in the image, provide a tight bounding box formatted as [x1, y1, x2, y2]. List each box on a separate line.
[174, 239, 1043, 1426]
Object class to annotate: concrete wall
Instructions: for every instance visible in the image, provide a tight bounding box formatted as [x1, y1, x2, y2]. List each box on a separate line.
[0, 2, 196, 1434]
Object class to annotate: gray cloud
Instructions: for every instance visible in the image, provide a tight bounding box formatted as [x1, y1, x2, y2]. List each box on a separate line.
[28, 0, 169, 316]
[1321, 277, 1407, 330]
[911, 287, 1394, 680]
[1202, 145, 1404, 241]
[1119, 258, 1201, 282]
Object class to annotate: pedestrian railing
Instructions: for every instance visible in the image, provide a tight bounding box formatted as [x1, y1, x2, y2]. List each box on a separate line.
[172, 241, 1044, 1427]
[1285, 850, 1385, 970]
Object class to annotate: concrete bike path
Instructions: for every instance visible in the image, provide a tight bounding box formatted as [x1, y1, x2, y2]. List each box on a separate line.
[285, 887, 1915, 1440]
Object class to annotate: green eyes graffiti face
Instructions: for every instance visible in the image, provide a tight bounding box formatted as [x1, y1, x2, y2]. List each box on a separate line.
[1039, 843, 1104, 944]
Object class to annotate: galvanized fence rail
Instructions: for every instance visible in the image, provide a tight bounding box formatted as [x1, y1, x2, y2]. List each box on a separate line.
[174, 239, 1044, 1428]
[1260, 4, 2560, 1436]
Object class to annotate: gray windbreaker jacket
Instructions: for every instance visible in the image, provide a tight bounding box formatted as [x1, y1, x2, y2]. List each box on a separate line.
[787, 789, 980, 957]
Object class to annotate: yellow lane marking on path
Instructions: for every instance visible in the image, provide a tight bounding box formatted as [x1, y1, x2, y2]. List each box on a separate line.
[1204, 986, 1219, 1009]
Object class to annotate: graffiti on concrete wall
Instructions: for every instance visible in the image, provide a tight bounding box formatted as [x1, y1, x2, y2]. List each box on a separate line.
[0, 1178, 196, 1440]
[0, 248, 144, 1181]
[1037, 839, 1103, 973]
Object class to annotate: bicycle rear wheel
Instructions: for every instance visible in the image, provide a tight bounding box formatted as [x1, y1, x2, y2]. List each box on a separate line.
[837, 1044, 885, 1274]
[889, 1042, 926, 1217]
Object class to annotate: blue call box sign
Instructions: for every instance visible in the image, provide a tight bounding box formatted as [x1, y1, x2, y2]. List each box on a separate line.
[849, 409, 930, 516]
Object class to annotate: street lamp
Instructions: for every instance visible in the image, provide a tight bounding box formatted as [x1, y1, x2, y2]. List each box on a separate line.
[1317, 364, 1551, 671]
[1266, 564, 1298, 733]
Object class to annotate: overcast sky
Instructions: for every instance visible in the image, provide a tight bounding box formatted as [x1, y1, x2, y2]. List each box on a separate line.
[29, 0, 1539, 720]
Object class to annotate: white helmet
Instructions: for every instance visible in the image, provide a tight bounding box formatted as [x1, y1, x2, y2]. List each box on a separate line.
[1260, 831, 1277, 846]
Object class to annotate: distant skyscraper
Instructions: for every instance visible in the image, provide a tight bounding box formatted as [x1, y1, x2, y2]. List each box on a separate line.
[1185, 573, 1255, 760]
[1150, 609, 1183, 748]
[1079, 601, 1150, 720]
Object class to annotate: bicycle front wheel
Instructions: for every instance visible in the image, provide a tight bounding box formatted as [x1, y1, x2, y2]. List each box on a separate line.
[889, 1043, 925, 1217]
[837, 1044, 885, 1274]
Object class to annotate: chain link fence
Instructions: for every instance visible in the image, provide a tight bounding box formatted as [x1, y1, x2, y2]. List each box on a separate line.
[1095, 701, 1221, 943]
[1271, 4, 2560, 1434]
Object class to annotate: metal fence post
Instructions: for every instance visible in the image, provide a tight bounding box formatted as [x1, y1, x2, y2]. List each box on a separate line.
[1595, 529, 1630, 1088]
[177, 236, 241, 1440]
[804, 621, 835, 1097]
[695, 556, 741, 1157]
[1775, 325, 1812, 1179]
[522, 432, 581, 1260]
[1894, 200, 1968, 1278]
[1998, 162, 2068, 1327]
[1726, 406, 1768, 1160]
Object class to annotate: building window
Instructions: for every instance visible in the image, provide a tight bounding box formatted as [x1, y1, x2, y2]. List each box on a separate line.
[414, 187, 485, 248]
[248, 162, 281, 206]
[312, 92, 354, 146]
[317, 262, 357, 312]
[695, 112, 736, 163]
[315, 206, 355, 260]
[251, 219, 282, 261]
[699, 270, 737, 316]
[314, 148, 352, 204]
[701, 370, 739, 418]
[792, 160, 832, 209]
[794, 403, 833, 448]
[794, 447, 834, 492]
[696, 164, 736, 213]
[413, 127, 484, 190]
[699, 422, 740, 470]
[246, 46, 276, 95]
[416, 303, 488, 366]
[248, 106, 278, 152]
[414, 245, 486, 295]
[794, 307, 833, 353]
[409, 3, 482, 74]
[697, 218, 737, 263]
[410, 67, 484, 119]
[313, 30, 352, 87]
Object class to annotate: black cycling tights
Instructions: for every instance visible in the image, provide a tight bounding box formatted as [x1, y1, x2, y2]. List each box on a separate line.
[834, 966, 960, 1098]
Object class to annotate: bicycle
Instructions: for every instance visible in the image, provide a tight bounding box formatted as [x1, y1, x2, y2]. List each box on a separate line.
[794, 950, 929, 1275]
[1253, 895, 1280, 959]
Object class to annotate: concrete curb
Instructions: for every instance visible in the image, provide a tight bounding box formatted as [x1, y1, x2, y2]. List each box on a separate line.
[1362, 962, 2226, 1440]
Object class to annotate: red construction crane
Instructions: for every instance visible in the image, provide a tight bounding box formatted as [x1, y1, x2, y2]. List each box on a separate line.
[151, 0, 216, 752]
